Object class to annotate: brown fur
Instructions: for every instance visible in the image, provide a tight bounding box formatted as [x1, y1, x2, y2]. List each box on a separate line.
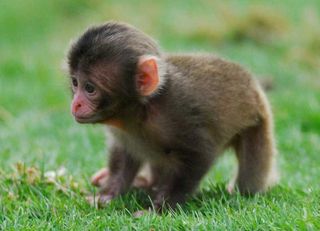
[67, 22, 278, 210]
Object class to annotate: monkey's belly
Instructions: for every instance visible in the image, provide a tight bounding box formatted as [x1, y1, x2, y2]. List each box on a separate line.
[109, 128, 165, 163]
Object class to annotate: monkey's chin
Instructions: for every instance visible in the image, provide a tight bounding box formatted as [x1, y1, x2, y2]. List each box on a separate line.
[74, 116, 99, 124]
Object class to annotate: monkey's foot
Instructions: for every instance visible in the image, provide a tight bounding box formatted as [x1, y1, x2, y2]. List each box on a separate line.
[226, 183, 235, 194]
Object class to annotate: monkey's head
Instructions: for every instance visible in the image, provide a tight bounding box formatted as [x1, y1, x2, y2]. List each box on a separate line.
[67, 22, 166, 124]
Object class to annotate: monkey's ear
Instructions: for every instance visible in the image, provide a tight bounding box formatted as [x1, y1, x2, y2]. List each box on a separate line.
[136, 56, 160, 96]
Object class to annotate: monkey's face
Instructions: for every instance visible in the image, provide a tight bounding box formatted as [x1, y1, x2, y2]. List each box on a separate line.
[67, 22, 164, 125]
[70, 74, 115, 124]
[68, 55, 162, 125]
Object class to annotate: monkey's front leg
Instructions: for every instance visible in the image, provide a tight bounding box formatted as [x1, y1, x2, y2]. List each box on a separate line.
[152, 152, 213, 210]
[95, 145, 141, 206]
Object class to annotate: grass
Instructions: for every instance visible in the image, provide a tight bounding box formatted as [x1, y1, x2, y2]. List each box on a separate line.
[0, 0, 319, 230]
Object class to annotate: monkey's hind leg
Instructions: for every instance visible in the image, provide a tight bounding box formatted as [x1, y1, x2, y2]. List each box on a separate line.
[232, 118, 279, 195]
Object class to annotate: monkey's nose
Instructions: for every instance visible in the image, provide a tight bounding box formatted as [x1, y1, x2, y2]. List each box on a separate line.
[72, 102, 82, 114]
[75, 103, 82, 111]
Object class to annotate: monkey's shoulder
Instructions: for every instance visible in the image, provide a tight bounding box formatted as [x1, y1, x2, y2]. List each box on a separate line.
[165, 54, 252, 81]
[165, 53, 223, 65]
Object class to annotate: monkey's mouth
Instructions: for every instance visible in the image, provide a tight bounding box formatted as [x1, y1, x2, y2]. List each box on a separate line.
[72, 109, 99, 123]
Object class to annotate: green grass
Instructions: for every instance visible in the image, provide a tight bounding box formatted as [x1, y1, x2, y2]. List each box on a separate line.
[0, 0, 320, 230]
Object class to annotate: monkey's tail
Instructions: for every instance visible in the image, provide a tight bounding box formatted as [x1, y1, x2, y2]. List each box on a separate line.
[258, 77, 274, 91]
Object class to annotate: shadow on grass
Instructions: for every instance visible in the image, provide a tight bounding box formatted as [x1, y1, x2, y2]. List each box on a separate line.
[104, 183, 289, 215]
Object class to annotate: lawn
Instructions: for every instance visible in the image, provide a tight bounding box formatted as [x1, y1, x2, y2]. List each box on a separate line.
[0, 0, 319, 230]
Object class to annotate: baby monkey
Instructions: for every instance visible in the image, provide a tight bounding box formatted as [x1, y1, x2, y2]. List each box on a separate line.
[67, 22, 278, 210]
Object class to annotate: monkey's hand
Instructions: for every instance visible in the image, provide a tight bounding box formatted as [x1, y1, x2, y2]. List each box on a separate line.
[91, 167, 152, 189]
[86, 194, 114, 209]
[87, 168, 117, 208]
[90, 174, 125, 208]
[88, 167, 153, 208]
[91, 168, 110, 187]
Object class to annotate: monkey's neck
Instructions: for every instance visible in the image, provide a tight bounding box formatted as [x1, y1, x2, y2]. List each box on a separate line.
[102, 103, 145, 131]
[104, 118, 125, 130]
[107, 96, 162, 133]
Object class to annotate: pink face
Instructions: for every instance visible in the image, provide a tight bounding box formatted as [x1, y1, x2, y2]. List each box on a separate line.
[69, 56, 160, 124]
[70, 77, 101, 123]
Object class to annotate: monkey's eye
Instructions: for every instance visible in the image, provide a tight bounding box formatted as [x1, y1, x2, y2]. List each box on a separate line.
[71, 78, 78, 87]
[85, 83, 95, 94]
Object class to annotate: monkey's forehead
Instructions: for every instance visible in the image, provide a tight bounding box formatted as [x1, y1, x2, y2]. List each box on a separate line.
[68, 22, 160, 71]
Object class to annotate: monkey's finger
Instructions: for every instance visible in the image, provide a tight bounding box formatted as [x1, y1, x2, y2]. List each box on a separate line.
[132, 208, 152, 218]
[86, 195, 99, 208]
[86, 194, 114, 208]
[91, 168, 109, 187]
[98, 194, 114, 208]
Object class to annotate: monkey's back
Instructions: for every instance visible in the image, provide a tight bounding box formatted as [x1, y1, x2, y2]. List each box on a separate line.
[165, 54, 270, 146]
